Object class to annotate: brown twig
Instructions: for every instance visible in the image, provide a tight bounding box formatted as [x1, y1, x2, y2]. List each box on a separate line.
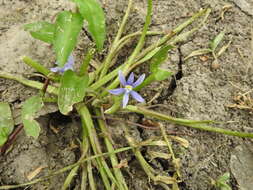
[41, 78, 50, 96]
[91, 115, 189, 136]
[0, 124, 24, 155]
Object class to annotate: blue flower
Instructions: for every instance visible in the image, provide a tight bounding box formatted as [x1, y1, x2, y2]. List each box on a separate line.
[109, 70, 145, 108]
[50, 54, 74, 74]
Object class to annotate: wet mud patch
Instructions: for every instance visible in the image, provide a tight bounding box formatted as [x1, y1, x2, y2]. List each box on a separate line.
[1, 0, 253, 189]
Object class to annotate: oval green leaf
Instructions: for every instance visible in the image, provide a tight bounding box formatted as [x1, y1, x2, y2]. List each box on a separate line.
[0, 103, 14, 146]
[73, 0, 106, 51]
[54, 11, 83, 67]
[24, 21, 55, 44]
[58, 70, 89, 115]
[154, 68, 173, 81]
[21, 95, 44, 139]
[150, 45, 174, 72]
[210, 31, 225, 51]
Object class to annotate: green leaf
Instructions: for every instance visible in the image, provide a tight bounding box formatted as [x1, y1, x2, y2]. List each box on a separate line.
[216, 172, 232, 190]
[73, 0, 106, 51]
[217, 172, 230, 183]
[184, 48, 212, 60]
[21, 95, 44, 138]
[154, 68, 173, 81]
[134, 69, 172, 91]
[54, 11, 83, 67]
[150, 45, 174, 72]
[210, 31, 225, 51]
[135, 45, 174, 91]
[24, 21, 55, 44]
[138, 47, 161, 64]
[58, 70, 89, 115]
[0, 103, 14, 146]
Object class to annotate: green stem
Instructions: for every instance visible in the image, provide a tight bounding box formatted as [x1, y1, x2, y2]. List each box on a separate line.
[62, 117, 90, 190]
[22, 56, 60, 81]
[169, 8, 211, 46]
[99, 0, 133, 79]
[125, 0, 153, 66]
[89, 31, 162, 87]
[79, 48, 96, 76]
[76, 104, 111, 190]
[0, 71, 58, 95]
[159, 124, 181, 178]
[134, 8, 210, 63]
[123, 124, 166, 184]
[76, 104, 121, 189]
[80, 145, 89, 190]
[104, 96, 122, 114]
[127, 106, 253, 138]
[81, 163, 88, 190]
[95, 109, 128, 190]
[129, 9, 210, 72]
[116, 31, 164, 52]
[61, 166, 79, 190]
[101, 31, 164, 76]
[98, 0, 153, 98]
[90, 65, 123, 90]
[113, 0, 133, 45]
[87, 154, 97, 190]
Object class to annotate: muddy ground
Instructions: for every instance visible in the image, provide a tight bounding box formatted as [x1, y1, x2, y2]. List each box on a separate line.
[1, 0, 253, 189]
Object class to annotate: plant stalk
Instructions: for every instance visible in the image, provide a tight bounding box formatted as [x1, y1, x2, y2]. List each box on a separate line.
[76, 104, 122, 189]
[95, 109, 128, 190]
[0, 71, 58, 95]
[22, 56, 60, 81]
[127, 106, 253, 138]
[99, 0, 133, 79]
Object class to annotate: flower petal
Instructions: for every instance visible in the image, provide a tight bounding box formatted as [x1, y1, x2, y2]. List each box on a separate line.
[63, 64, 74, 72]
[127, 72, 134, 85]
[50, 67, 60, 73]
[130, 91, 145, 103]
[51, 54, 74, 73]
[122, 92, 129, 108]
[118, 70, 127, 86]
[108, 88, 125, 95]
[132, 74, 145, 88]
[63, 54, 74, 71]
[67, 54, 75, 65]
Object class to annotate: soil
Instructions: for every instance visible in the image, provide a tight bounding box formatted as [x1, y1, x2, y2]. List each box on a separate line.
[1, 0, 253, 190]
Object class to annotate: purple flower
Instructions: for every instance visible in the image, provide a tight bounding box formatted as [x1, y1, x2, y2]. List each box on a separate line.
[109, 70, 145, 108]
[50, 54, 74, 74]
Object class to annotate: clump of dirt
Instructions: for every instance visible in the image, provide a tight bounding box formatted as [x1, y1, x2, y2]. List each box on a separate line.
[1, 0, 253, 190]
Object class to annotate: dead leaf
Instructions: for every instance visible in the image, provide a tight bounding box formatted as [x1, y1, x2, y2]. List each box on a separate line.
[26, 166, 47, 180]
[148, 150, 171, 161]
[142, 119, 160, 128]
[220, 4, 233, 20]
[199, 55, 209, 62]
[69, 140, 79, 150]
[154, 175, 177, 184]
[114, 159, 128, 169]
[49, 124, 59, 134]
[170, 136, 189, 148]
